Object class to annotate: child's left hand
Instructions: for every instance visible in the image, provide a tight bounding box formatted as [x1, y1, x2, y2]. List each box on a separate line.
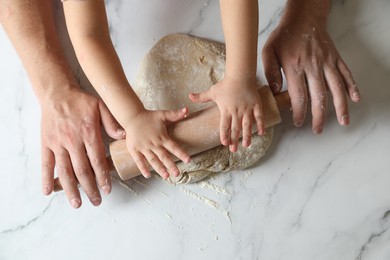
[189, 76, 265, 152]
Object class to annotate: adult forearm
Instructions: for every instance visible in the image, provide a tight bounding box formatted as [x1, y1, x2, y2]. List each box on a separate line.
[0, 0, 76, 102]
[282, 0, 331, 25]
[220, 0, 258, 79]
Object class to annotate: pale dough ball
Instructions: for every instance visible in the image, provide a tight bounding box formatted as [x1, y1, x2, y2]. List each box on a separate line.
[133, 34, 273, 184]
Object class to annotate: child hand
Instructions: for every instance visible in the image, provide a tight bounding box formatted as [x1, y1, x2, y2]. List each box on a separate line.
[124, 108, 191, 179]
[189, 76, 265, 152]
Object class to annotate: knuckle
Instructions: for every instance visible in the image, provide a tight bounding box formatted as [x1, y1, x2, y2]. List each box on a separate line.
[231, 127, 240, 134]
[133, 157, 144, 167]
[91, 157, 107, 170]
[332, 80, 344, 90]
[74, 167, 89, 178]
[41, 161, 54, 171]
[56, 166, 70, 176]
[148, 156, 158, 164]
[290, 57, 303, 74]
[243, 121, 251, 129]
[81, 117, 95, 136]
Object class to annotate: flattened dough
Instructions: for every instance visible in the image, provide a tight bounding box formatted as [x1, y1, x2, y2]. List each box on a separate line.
[133, 34, 273, 184]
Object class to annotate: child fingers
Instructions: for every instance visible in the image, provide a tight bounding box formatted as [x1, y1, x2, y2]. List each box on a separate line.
[130, 151, 151, 178]
[144, 151, 169, 179]
[161, 107, 188, 123]
[219, 114, 231, 146]
[154, 148, 180, 177]
[242, 113, 252, 147]
[229, 116, 241, 153]
[99, 99, 126, 140]
[164, 139, 190, 164]
[189, 89, 213, 104]
[253, 103, 265, 135]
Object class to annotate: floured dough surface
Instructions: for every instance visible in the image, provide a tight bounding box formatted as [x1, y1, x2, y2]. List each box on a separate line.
[133, 34, 273, 184]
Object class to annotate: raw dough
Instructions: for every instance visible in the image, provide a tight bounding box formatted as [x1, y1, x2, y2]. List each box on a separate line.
[133, 34, 273, 184]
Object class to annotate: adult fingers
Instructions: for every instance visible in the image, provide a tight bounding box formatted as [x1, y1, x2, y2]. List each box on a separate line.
[161, 107, 188, 123]
[306, 68, 328, 134]
[284, 67, 308, 127]
[324, 65, 349, 126]
[41, 146, 55, 195]
[262, 44, 283, 93]
[337, 59, 361, 102]
[99, 100, 126, 140]
[84, 123, 112, 195]
[69, 149, 101, 206]
[55, 148, 81, 209]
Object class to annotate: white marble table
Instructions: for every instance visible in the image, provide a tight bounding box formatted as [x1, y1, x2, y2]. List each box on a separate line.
[1, 0, 389, 259]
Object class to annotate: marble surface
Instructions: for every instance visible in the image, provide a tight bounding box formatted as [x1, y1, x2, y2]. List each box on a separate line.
[0, 0, 389, 259]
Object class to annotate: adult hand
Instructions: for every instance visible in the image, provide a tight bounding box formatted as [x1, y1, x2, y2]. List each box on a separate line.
[189, 76, 265, 152]
[40, 87, 125, 208]
[124, 108, 191, 179]
[262, 14, 360, 134]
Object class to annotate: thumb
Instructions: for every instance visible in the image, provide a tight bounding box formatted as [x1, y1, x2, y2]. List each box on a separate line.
[161, 107, 188, 123]
[98, 100, 126, 140]
[262, 44, 283, 94]
[189, 88, 212, 104]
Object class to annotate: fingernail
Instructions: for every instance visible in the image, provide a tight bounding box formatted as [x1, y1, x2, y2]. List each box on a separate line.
[294, 121, 303, 127]
[313, 126, 323, 134]
[71, 198, 81, 209]
[102, 184, 111, 195]
[117, 129, 126, 138]
[143, 172, 151, 179]
[185, 157, 191, 163]
[91, 197, 101, 206]
[258, 129, 266, 136]
[222, 139, 229, 146]
[271, 82, 279, 92]
[341, 114, 349, 126]
[42, 185, 50, 195]
[353, 91, 360, 101]
[181, 107, 187, 113]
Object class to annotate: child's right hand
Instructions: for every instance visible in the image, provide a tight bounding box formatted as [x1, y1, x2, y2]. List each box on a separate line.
[124, 108, 191, 179]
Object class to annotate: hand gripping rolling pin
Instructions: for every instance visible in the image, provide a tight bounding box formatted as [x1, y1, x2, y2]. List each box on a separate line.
[54, 86, 290, 191]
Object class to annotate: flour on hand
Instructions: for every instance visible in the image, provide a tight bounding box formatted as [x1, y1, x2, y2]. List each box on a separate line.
[133, 34, 273, 184]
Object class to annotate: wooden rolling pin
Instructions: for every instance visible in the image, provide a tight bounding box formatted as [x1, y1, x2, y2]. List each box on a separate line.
[54, 86, 290, 191]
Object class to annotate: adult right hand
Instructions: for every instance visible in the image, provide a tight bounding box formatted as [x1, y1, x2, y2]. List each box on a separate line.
[40, 87, 125, 208]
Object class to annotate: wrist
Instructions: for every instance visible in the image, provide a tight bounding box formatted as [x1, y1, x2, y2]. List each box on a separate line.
[37, 83, 81, 107]
[282, 0, 331, 26]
